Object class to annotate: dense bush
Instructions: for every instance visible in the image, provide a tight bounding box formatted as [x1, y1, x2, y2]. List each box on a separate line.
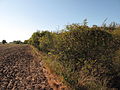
[26, 23, 120, 89]
[28, 31, 41, 49]
[55, 29, 115, 60]
[24, 40, 29, 44]
[39, 31, 55, 53]
[53, 28, 120, 89]
[28, 31, 53, 51]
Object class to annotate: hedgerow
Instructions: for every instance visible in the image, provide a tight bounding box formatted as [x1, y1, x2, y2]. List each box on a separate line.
[26, 22, 120, 89]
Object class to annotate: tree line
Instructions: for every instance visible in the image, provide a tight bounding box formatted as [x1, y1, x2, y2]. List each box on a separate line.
[0, 40, 23, 44]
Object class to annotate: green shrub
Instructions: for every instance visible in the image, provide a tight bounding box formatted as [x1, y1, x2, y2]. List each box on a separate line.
[24, 40, 29, 44]
[54, 29, 115, 65]
[29, 31, 41, 48]
[51, 28, 120, 89]
[27, 23, 120, 89]
[39, 31, 54, 53]
[28, 31, 54, 52]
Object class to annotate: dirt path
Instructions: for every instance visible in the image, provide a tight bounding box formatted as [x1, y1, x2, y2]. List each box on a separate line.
[0, 44, 53, 90]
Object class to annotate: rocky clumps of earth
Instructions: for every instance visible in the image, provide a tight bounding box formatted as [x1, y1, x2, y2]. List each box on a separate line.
[0, 44, 67, 90]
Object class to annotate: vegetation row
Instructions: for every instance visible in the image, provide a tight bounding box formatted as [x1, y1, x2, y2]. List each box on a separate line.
[4, 20, 120, 90]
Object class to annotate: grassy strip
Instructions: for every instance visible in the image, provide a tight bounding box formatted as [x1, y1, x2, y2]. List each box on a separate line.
[30, 45, 70, 89]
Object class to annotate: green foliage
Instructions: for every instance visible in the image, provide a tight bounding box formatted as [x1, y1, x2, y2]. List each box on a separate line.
[52, 26, 119, 89]
[39, 31, 54, 53]
[27, 22, 120, 89]
[54, 29, 116, 65]
[28, 30, 53, 51]
[24, 40, 29, 44]
[28, 31, 41, 48]
[66, 23, 89, 31]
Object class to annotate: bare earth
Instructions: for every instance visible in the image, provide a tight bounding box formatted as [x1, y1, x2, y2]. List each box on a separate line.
[0, 44, 65, 90]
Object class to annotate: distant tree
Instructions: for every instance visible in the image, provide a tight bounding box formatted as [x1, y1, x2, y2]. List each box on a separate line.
[2, 40, 7, 44]
[12, 40, 23, 44]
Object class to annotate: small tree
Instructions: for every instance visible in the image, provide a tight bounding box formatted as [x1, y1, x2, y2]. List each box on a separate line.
[2, 40, 7, 44]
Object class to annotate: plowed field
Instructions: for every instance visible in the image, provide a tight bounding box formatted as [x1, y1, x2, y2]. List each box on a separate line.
[0, 44, 63, 90]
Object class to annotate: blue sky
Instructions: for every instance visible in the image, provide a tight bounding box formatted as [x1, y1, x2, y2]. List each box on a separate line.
[0, 0, 120, 42]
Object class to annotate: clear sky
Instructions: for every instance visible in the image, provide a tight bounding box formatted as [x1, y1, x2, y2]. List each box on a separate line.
[0, 0, 120, 42]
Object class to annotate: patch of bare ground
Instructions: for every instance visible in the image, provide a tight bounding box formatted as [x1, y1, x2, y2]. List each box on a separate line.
[0, 44, 67, 90]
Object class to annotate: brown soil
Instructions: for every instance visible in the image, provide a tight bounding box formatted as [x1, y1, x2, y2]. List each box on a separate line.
[0, 44, 67, 90]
